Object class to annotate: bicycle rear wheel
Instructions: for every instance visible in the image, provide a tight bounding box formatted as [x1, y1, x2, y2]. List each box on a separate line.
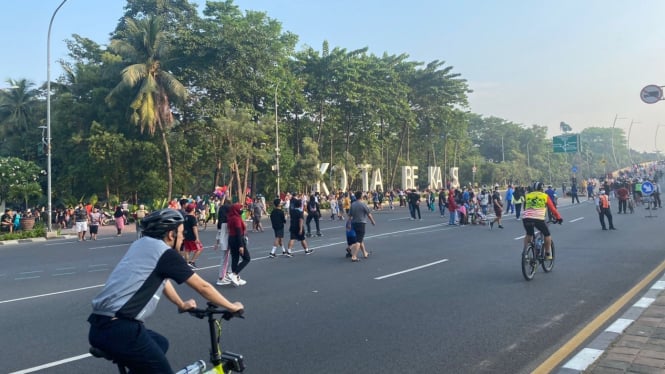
[542, 240, 555, 272]
[521, 244, 537, 281]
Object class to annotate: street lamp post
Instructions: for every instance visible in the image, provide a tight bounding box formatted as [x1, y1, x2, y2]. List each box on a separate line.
[610, 114, 626, 170]
[656, 124, 663, 161]
[626, 120, 641, 167]
[47, 0, 68, 232]
[274, 84, 280, 198]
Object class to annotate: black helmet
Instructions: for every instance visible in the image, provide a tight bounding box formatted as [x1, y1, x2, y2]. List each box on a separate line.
[532, 182, 544, 191]
[140, 209, 184, 238]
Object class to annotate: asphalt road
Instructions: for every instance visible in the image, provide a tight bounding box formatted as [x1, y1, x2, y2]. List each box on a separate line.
[2, 199, 664, 374]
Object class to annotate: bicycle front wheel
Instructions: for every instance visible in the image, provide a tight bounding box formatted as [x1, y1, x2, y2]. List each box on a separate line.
[542, 240, 555, 272]
[521, 245, 537, 281]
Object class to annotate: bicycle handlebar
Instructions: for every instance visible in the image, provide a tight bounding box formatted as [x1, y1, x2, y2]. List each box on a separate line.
[179, 302, 244, 320]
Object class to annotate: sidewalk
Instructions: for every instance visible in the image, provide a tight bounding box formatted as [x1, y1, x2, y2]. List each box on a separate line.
[558, 274, 665, 373]
[0, 222, 138, 246]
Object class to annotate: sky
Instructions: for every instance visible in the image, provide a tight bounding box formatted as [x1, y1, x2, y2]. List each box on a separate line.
[2, 0, 665, 153]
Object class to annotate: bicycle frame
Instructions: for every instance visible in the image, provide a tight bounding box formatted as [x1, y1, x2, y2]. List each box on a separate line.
[178, 303, 245, 374]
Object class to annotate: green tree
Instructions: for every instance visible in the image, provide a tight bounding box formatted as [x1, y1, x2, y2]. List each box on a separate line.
[0, 79, 43, 160]
[106, 15, 187, 201]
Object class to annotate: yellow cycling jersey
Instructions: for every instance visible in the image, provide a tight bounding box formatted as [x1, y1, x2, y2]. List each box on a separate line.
[522, 191, 549, 220]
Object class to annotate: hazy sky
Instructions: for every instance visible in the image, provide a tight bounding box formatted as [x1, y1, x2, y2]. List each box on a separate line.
[2, 0, 665, 152]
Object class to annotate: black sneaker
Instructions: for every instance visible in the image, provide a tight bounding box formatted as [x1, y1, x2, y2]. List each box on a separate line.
[305, 249, 314, 255]
[269, 253, 276, 258]
[188, 262, 199, 269]
[316, 232, 322, 237]
[283, 251, 293, 258]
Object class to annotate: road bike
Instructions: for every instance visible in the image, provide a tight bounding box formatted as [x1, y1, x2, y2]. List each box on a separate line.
[90, 303, 245, 373]
[521, 228, 555, 281]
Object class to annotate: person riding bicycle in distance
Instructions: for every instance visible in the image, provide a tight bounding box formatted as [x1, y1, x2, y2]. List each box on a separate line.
[523, 182, 563, 260]
[87, 209, 244, 373]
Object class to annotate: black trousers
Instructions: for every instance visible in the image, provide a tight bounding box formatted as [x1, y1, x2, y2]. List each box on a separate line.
[598, 208, 614, 229]
[306, 213, 320, 234]
[88, 314, 172, 373]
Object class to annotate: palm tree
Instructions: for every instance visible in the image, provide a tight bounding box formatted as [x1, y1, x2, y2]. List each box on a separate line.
[0, 79, 41, 159]
[106, 16, 187, 201]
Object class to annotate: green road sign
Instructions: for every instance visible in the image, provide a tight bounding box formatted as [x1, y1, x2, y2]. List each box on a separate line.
[552, 134, 580, 153]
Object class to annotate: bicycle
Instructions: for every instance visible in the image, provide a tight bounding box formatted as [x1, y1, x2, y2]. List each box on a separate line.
[521, 228, 555, 281]
[90, 303, 245, 374]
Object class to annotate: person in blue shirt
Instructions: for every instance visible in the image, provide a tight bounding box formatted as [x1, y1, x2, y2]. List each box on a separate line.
[504, 185, 514, 214]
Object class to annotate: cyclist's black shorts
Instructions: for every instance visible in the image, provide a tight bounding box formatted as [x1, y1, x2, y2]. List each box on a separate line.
[522, 218, 550, 237]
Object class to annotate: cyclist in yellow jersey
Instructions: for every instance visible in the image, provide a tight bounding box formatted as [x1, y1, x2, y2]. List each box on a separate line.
[522, 182, 563, 260]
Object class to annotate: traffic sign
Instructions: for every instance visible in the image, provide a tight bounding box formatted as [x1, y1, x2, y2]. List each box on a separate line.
[641, 181, 654, 195]
[641, 85, 663, 104]
[553, 134, 580, 153]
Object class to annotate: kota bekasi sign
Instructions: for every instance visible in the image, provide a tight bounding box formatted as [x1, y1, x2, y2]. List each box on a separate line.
[312, 164, 460, 195]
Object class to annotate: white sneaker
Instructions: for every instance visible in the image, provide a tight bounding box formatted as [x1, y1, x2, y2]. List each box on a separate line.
[236, 276, 247, 286]
[230, 274, 241, 287]
[216, 277, 231, 286]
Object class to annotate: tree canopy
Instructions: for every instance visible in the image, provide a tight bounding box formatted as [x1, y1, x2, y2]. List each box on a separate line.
[0, 0, 656, 209]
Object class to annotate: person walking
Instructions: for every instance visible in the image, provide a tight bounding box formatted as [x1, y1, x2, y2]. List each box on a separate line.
[490, 186, 504, 229]
[513, 186, 525, 220]
[438, 189, 446, 218]
[286, 199, 312, 256]
[182, 203, 203, 269]
[348, 190, 376, 262]
[570, 183, 581, 204]
[305, 194, 322, 237]
[408, 189, 422, 220]
[227, 203, 250, 286]
[596, 189, 616, 230]
[616, 184, 630, 214]
[268, 198, 287, 258]
[504, 185, 514, 214]
[214, 200, 233, 286]
[113, 206, 125, 236]
[89, 207, 102, 240]
[447, 189, 458, 225]
[75, 203, 89, 242]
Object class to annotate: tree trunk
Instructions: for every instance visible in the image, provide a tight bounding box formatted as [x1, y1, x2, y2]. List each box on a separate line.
[158, 123, 173, 201]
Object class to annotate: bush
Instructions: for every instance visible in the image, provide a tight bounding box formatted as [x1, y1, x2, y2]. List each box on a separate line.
[0, 223, 46, 241]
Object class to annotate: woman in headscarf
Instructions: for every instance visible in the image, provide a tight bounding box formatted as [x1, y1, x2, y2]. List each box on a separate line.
[226, 203, 250, 286]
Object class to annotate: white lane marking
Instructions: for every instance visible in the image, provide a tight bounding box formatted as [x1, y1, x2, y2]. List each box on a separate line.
[652, 280, 665, 290]
[634, 297, 656, 308]
[374, 259, 449, 280]
[89, 244, 128, 249]
[18, 271, 43, 275]
[52, 272, 76, 277]
[569, 217, 584, 223]
[562, 347, 604, 370]
[515, 235, 525, 240]
[15, 276, 41, 281]
[9, 353, 92, 374]
[388, 217, 411, 221]
[55, 267, 76, 271]
[605, 318, 633, 334]
[0, 284, 104, 304]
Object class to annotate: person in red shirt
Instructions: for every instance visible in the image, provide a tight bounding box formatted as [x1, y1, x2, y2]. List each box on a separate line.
[616, 184, 630, 214]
